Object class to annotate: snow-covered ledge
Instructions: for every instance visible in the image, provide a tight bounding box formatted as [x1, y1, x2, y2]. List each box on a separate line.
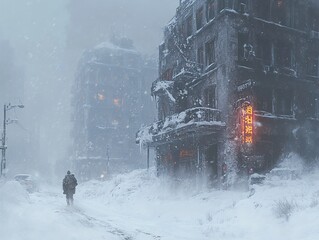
[136, 107, 225, 147]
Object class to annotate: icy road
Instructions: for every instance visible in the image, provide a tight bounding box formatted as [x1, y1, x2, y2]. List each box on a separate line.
[1, 166, 319, 240]
[35, 190, 162, 240]
[0, 183, 162, 240]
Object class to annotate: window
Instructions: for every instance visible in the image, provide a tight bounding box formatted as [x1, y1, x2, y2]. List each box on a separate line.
[218, 0, 226, 12]
[113, 98, 122, 107]
[204, 86, 216, 108]
[307, 54, 319, 76]
[316, 97, 319, 119]
[238, 32, 249, 61]
[276, 0, 284, 8]
[311, 18, 319, 32]
[304, 94, 316, 118]
[256, 88, 272, 113]
[256, 36, 272, 65]
[97, 93, 105, 101]
[297, 93, 317, 118]
[275, 42, 292, 68]
[275, 89, 293, 115]
[294, 2, 306, 30]
[197, 46, 204, 66]
[205, 40, 215, 66]
[186, 16, 193, 37]
[309, 8, 319, 32]
[236, 0, 248, 13]
[162, 68, 173, 80]
[272, 0, 286, 25]
[256, 0, 270, 20]
[176, 93, 188, 112]
[196, 7, 204, 30]
[207, 0, 215, 21]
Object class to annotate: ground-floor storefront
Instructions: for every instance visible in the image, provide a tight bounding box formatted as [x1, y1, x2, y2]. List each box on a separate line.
[137, 108, 319, 186]
[155, 135, 221, 181]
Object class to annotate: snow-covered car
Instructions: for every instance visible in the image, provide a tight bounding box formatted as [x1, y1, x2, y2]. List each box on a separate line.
[249, 173, 266, 185]
[14, 174, 38, 193]
[268, 168, 300, 180]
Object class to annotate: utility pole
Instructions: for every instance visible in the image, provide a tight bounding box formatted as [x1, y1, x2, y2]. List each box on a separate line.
[0, 103, 24, 177]
[106, 144, 110, 174]
[147, 146, 150, 170]
[1, 105, 7, 176]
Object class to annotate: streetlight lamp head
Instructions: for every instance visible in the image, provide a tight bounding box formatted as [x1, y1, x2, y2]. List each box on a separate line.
[17, 105, 24, 109]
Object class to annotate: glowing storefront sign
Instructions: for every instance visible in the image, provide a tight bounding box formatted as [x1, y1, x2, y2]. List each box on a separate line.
[241, 103, 254, 145]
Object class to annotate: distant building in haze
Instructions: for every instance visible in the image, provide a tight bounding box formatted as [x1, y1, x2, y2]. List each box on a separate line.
[71, 38, 156, 180]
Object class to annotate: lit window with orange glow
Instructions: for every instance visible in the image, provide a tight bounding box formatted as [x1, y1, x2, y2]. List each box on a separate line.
[240, 103, 254, 145]
[113, 98, 122, 106]
[97, 93, 105, 101]
[179, 149, 195, 158]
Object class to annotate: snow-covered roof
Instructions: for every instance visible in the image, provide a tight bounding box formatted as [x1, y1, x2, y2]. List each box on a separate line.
[77, 39, 142, 72]
[94, 41, 138, 54]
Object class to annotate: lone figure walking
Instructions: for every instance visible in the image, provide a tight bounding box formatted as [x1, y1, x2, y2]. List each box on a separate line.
[63, 170, 78, 205]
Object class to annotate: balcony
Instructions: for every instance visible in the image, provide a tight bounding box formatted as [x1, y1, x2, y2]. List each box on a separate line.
[173, 60, 203, 83]
[153, 60, 203, 97]
[136, 107, 225, 146]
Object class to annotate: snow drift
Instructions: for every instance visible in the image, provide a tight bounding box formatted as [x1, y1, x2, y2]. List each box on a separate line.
[1, 156, 319, 240]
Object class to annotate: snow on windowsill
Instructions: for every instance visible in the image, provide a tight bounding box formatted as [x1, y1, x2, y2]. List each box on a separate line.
[255, 111, 296, 120]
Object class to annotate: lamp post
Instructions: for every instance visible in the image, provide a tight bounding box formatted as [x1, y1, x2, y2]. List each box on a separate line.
[106, 144, 110, 174]
[0, 103, 24, 177]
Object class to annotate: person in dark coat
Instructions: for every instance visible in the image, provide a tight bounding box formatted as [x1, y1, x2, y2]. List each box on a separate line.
[63, 170, 78, 205]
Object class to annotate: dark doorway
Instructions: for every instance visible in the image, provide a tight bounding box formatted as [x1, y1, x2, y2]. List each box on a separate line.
[206, 145, 218, 181]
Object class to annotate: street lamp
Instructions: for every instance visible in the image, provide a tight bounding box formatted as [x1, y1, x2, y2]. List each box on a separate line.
[0, 103, 24, 177]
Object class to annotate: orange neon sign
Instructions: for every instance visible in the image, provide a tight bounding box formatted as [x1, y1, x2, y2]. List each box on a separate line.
[241, 104, 254, 144]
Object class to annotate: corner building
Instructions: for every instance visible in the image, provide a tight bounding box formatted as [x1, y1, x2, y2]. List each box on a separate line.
[137, 0, 319, 184]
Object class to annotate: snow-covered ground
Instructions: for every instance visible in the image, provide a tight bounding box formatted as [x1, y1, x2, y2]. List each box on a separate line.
[1, 166, 319, 240]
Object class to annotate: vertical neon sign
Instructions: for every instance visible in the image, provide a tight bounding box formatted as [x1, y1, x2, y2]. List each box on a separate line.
[241, 103, 254, 145]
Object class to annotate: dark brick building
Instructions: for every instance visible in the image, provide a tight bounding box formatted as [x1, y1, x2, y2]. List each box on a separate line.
[137, 0, 319, 184]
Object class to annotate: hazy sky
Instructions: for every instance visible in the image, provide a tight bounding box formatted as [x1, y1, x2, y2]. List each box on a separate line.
[66, 0, 179, 54]
[0, 0, 179, 178]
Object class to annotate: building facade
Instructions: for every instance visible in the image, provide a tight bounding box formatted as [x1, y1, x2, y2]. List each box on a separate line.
[137, 0, 319, 184]
[72, 38, 156, 180]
